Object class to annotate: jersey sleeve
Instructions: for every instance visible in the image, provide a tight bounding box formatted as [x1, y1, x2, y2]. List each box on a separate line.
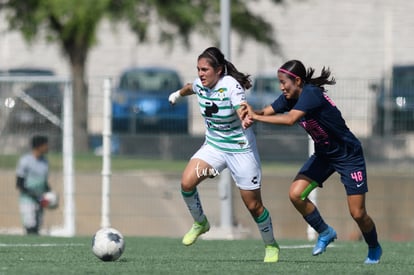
[271, 95, 290, 113]
[229, 79, 246, 110]
[16, 156, 28, 178]
[293, 86, 323, 113]
[192, 78, 199, 93]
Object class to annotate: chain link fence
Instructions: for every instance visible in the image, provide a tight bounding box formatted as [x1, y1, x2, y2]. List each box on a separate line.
[0, 76, 67, 234]
[0, 75, 413, 241]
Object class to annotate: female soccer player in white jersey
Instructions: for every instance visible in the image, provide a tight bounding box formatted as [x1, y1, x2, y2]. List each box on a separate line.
[168, 47, 279, 262]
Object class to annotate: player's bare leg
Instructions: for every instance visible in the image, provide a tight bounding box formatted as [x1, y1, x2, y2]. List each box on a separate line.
[347, 194, 374, 232]
[181, 158, 213, 246]
[289, 175, 336, 256]
[289, 177, 316, 215]
[347, 194, 382, 264]
[239, 189, 264, 218]
[240, 189, 279, 262]
[181, 158, 211, 192]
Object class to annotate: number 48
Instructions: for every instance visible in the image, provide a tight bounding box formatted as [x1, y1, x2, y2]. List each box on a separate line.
[350, 171, 363, 182]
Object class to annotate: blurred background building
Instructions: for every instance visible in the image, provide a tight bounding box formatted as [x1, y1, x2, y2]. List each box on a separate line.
[1, 0, 414, 138]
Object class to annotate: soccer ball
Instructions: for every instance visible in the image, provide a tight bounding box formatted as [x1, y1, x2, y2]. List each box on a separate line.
[42, 191, 59, 209]
[92, 228, 125, 261]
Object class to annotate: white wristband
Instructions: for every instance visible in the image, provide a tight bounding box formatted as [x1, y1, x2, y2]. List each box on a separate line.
[168, 90, 182, 104]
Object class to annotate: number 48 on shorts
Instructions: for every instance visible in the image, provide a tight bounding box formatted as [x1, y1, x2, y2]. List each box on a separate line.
[350, 171, 364, 182]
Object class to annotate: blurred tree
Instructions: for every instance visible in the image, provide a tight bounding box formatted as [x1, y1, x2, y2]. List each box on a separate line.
[0, 0, 283, 151]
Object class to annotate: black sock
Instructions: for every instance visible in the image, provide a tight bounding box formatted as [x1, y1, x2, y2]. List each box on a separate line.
[362, 225, 379, 248]
[26, 227, 39, 235]
[304, 208, 329, 234]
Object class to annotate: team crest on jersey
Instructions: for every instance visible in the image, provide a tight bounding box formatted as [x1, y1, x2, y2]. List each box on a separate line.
[217, 88, 226, 101]
[238, 141, 246, 148]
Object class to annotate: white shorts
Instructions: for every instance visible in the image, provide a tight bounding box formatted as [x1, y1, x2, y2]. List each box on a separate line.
[19, 200, 43, 229]
[191, 143, 262, 190]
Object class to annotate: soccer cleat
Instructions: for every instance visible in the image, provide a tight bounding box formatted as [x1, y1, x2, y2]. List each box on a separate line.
[312, 226, 337, 256]
[182, 218, 210, 246]
[264, 243, 280, 263]
[364, 245, 382, 264]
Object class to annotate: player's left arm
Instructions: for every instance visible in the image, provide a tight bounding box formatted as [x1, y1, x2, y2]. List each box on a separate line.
[45, 181, 51, 192]
[229, 81, 253, 127]
[235, 103, 247, 120]
[45, 161, 51, 192]
[234, 103, 256, 129]
[241, 102, 305, 126]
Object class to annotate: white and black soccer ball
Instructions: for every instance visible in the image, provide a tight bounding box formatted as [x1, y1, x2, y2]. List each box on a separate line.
[42, 191, 59, 209]
[92, 228, 125, 261]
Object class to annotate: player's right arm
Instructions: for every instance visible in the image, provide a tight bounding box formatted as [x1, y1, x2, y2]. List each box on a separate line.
[240, 105, 276, 129]
[168, 83, 194, 105]
[244, 93, 290, 119]
[254, 105, 277, 116]
[241, 105, 275, 121]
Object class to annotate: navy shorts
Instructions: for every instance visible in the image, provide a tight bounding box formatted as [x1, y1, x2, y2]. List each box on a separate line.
[298, 145, 368, 195]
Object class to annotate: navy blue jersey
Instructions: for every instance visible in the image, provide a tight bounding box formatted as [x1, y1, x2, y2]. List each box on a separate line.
[271, 84, 360, 154]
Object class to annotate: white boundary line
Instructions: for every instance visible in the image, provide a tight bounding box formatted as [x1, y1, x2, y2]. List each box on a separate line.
[0, 243, 336, 249]
[0, 243, 85, 247]
[280, 244, 337, 249]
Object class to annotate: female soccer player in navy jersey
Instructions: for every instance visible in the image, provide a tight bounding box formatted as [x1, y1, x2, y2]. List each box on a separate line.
[241, 60, 382, 264]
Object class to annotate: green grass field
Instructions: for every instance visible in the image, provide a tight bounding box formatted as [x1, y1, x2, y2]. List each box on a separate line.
[0, 236, 412, 275]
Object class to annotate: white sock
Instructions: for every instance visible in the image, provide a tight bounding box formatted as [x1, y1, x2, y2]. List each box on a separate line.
[255, 208, 276, 245]
[181, 188, 206, 223]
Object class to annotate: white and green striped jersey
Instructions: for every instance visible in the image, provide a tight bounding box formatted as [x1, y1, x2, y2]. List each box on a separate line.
[192, 76, 256, 153]
[16, 153, 49, 202]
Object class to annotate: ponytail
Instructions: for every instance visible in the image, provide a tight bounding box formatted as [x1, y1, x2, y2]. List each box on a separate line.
[198, 47, 252, 90]
[224, 60, 252, 90]
[304, 67, 336, 88]
[278, 60, 336, 91]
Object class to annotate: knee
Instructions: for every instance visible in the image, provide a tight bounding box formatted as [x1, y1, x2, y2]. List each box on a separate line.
[289, 188, 302, 205]
[245, 200, 264, 217]
[350, 208, 368, 223]
[181, 181, 194, 192]
[181, 173, 197, 192]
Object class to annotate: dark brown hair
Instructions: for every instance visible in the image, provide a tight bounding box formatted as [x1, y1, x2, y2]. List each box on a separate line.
[32, 135, 48, 149]
[198, 47, 252, 90]
[279, 60, 336, 91]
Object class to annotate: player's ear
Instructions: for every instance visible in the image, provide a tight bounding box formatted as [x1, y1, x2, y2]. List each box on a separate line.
[295, 77, 303, 87]
[216, 66, 223, 76]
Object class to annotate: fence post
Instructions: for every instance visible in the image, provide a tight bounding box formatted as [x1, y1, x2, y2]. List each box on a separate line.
[62, 81, 75, 236]
[383, 11, 393, 136]
[101, 78, 112, 228]
[218, 0, 234, 236]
